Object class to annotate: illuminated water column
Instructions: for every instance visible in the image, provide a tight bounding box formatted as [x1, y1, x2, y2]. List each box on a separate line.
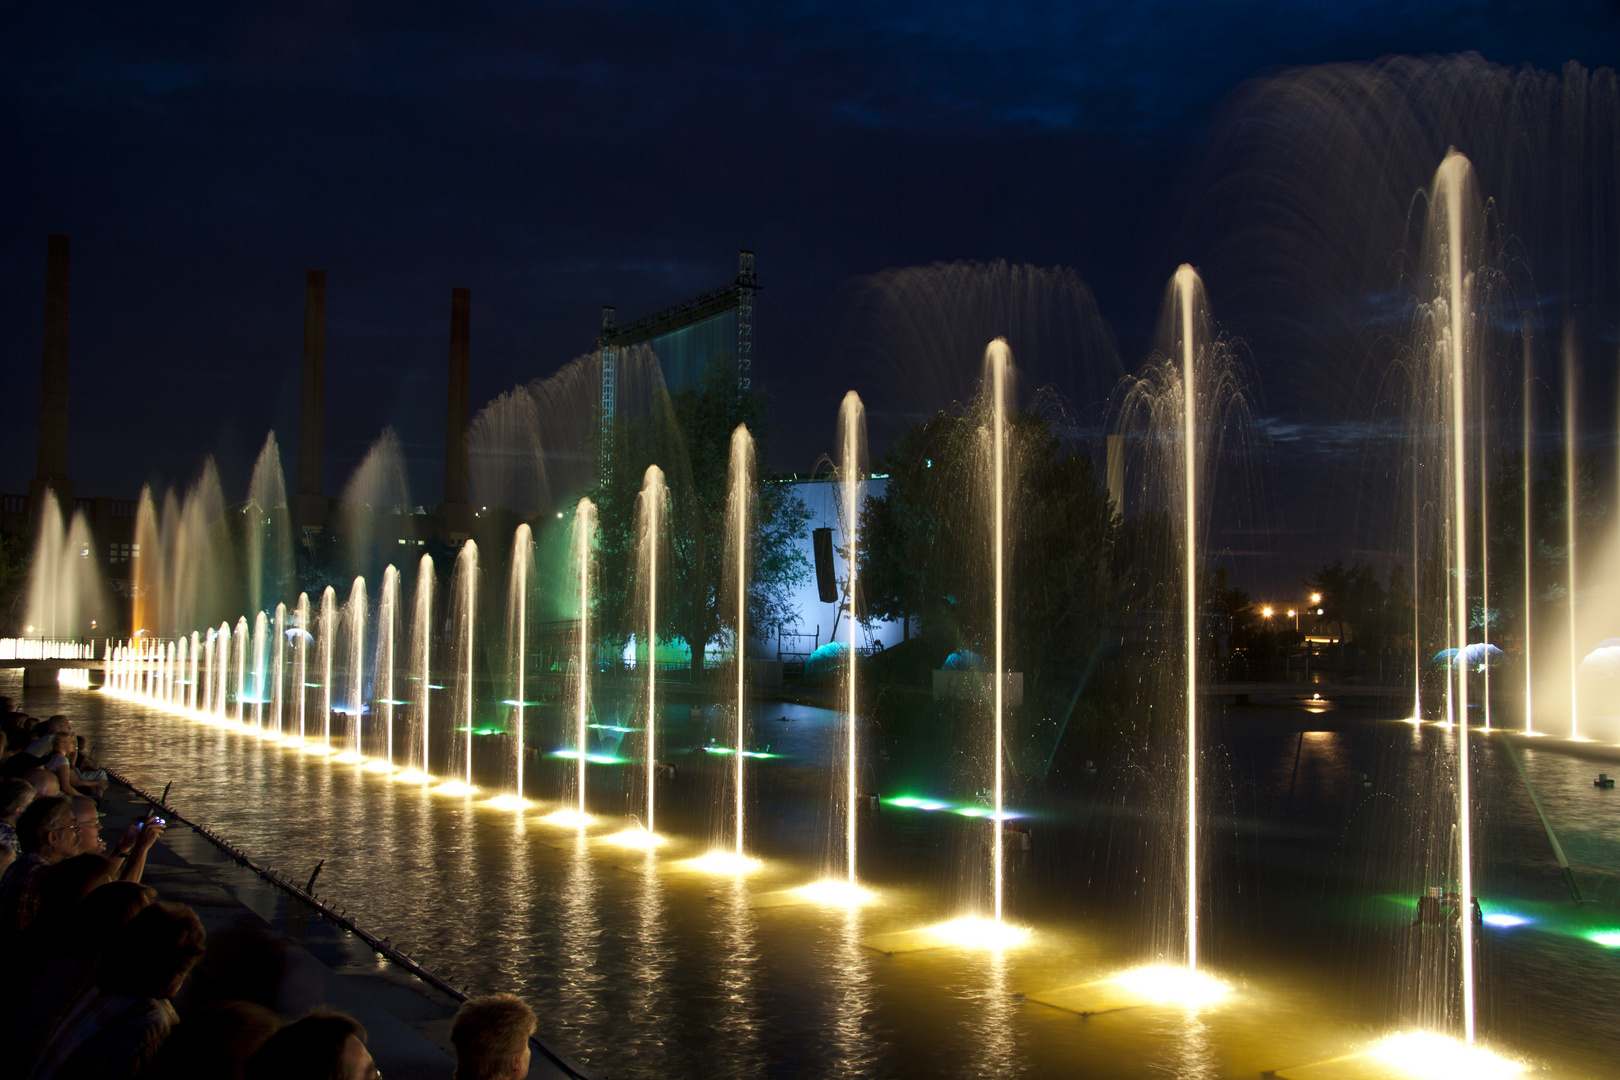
[295, 593, 310, 741]
[253, 611, 267, 730]
[319, 586, 335, 749]
[1564, 336, 1580, 741]
[574, 499, 598, 817]
[638, 469, 666, 834]
[414, 556, 435, 777]
[503, 535, 529, 799]
[235, 616, 249, 725]
[272, 606, 285, 736]
[454, 541, 478, 787]
[347, 577, 367, 757]
[839, 393, 866, 888]
[728, 425, 755, 857]
[1522, 333, 1534, 735]
[379, 565, 398, 767]
[1435, 151, 1476, 1042]
[1173, 267, 1200, 970]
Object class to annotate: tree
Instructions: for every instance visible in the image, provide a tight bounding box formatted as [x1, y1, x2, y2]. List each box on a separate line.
[859, 406, 1120, 686]
[593, 360, 810, 676]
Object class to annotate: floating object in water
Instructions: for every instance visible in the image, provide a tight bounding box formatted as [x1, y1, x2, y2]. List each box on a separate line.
[655, 762, 677, 780]
[1596, 773, 1615, 789]
[773, 714, 794, 722]
[1431, 643, 1504, 671]
[1004, 823, 1033, 851]
[859, 791, 880, 812]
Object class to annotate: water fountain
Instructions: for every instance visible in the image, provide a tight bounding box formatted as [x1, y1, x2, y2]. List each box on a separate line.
[495, 529, 532, 807]
[273, 605, 286, 736]
[547, 498, 597, 828]
[253, 611, 268, 730]
[342, 577, 368, 761]
[377, 565, 399, 768]
[1563, 336, 1580, 741]
[638, 468, 665, 838]
[727, 427, 753, 860]
[404, 555, 435, 783]
[234, 615, 249, 724]
[839, 394, 866, 891]
[295, 592, 310, 743]
[319, 587, 336, 751]
[444, 541, 478, 793]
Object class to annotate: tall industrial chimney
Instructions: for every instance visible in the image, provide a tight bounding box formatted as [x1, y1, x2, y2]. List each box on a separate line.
[442, 287, 472, 540]
[294, 270, 328, 534]
[30, 234, 73, 517]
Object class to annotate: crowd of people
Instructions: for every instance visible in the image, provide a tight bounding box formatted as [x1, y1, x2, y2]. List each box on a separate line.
[1, 697, 544, 1080]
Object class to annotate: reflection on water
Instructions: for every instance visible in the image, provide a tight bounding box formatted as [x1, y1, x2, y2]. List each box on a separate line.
[12, 680, 1613, 1078]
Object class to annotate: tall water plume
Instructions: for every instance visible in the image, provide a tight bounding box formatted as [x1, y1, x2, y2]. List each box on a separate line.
[1410, 151, 1489, 1042]
[252, 610, 268, 729]
[131, 489, 163, 637]
[1563, 333, 1580, 740]
[294, 593, 311, 740]
[572, 499, 598, 817]
[470, 347, 666, 515]
[272, 605, 286, 735]
[409, 555, 436, 777]
[169, 461, 228, 638]
[23, 491, 108, 639]
[632, 469, 668, 834]
[723, 427, 755, 857]
[344, 577, 368, 757]
[319, 586, 336, 750]
[450, 541, 479, 787]
[1117, 265, 1250, 973]
[234, 616, 249, 723]
[338, 428, 411, 581]
[503, 530, 533, 800]
[245, 432, 293, 618]
[377, 566, 399, 766]
[835, 396, 867, 887]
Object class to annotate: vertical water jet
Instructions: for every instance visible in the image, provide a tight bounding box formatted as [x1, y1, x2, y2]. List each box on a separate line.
[727, 426, 755, 857]
[347, 577, 368, 757]
[505, 531, 532, 800]
[1563, 333, 1579, 740]
[320, 587, 336, 749]
[379, 566, 398, 766]
[637, 469, 666, 834]
[574, 499, 598, 817]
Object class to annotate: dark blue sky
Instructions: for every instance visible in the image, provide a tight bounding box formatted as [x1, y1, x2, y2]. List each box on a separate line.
[5, 2, 1620, 586]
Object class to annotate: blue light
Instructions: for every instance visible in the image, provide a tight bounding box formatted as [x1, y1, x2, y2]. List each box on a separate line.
[1483, 912, 1529, 928]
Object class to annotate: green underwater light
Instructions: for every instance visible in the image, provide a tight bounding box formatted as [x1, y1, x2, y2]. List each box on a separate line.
[700, 745, 780, 759]
[1587, 930, 1620, 948]
[549, 748, 625, 765]
[885, 795, 1020, 820]
[499, 699, 543, 706]
[589, 723, 638, 734]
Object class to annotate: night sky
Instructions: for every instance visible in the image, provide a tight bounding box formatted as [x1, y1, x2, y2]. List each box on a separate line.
[5, 2, 1620, 593]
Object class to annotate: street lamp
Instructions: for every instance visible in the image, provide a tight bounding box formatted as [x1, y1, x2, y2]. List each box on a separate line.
[1287, 609, 1297, 631]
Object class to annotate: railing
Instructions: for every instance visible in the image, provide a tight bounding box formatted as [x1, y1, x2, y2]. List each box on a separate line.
[0, 638, 97, 660]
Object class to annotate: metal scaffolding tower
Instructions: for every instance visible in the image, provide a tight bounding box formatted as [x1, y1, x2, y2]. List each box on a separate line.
[597, 249, 758, 484]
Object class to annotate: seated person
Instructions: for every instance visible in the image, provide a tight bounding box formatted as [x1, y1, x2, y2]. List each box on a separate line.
[453, 993, 538, 1080]
[26, 900, 207, 1080]
[1, 880, 156, 1075]
[73, 736, 109, 785]
[1, 776, 36, 853]
[0, 794, 79, 936]
[44, 733, 107, 799]
[24, 767, 61, 797]
[246, 1011, 375, 1080]
[23, 715, 72, 760]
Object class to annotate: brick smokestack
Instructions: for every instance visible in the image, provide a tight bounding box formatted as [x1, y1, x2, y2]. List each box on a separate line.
[445, 287, 471, 506]
[297, 270, 327, 498]
[31, 234, 73, 514]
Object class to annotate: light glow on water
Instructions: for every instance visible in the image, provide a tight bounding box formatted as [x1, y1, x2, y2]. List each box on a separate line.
[542, 809, 595, 828]
[433, 780, 477, 796]
[604, 828, 666, 849]
[1368, 1032, 1524, 1078]
[794, 879, 876, 907]
[362, 760, 396, 774]
[1111, 965, 1229, 1008]
[484, 794, 531, 811]
[683, 850, 762, 875]
[1482, 912, 1529, 928]
[332, 751, 365, 764]
[550, 748, 626, 765]
[924, 917, 1029, 949]
[392, 769, 433, 785]
[1586, 930, 1620, 947]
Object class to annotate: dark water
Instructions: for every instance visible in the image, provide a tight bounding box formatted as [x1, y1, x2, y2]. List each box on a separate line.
[13, 673, 1619, 1078]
